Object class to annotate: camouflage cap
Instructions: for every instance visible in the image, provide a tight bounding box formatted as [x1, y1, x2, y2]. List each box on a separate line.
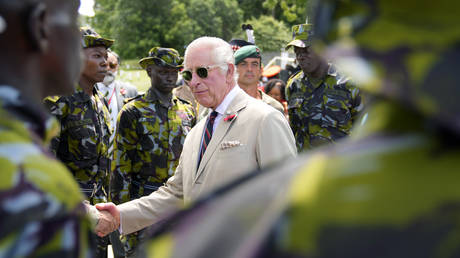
[80, 27, 114, 49]
[139, 47, 183, 69]
[234, 45, 261, 65]
[286, 24, 314, 49]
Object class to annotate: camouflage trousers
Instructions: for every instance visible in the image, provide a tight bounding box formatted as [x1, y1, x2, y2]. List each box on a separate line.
[81, 182, 110, 258]
[94, 235, 109, 258]
[123, 228, 148, 258]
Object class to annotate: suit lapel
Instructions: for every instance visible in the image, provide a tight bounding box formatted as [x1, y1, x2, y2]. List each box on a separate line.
[194, 90, 249, 182]
[191, 119, 206, 179]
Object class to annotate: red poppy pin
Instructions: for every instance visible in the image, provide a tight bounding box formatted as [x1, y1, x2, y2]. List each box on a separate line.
[224, 114, 236, 122]
[120, 88, 127, 96]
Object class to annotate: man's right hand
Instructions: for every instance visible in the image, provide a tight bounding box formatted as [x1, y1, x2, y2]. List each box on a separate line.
[95, 202, 120, 237]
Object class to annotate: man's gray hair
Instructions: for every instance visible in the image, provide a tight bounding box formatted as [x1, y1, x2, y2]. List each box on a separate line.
[184, 36, 238, 82]
[108, 50, 121, 66]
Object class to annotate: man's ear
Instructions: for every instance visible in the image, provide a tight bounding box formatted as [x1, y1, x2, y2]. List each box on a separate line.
[226, 63, 235, 82]
[28, 2, 48, 52]
[146, 66, 152, 77]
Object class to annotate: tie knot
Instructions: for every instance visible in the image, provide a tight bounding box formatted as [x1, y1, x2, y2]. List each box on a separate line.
[210, 111, 218, 120]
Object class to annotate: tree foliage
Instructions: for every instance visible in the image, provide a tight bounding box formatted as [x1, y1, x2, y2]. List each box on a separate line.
[233, 15, 291, 52]
[89, 0, 308, 60]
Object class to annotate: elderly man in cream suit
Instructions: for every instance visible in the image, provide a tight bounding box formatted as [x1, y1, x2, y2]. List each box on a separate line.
[95, 36, 296, 237]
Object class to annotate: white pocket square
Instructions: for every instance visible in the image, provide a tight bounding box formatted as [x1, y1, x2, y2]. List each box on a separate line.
[220, 140, 243, 150]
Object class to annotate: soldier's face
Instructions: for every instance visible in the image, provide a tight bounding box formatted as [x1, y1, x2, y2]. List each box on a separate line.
[148, 65, 178, 94]
[81, 46, 108, 85]
[42, 0, 83, 96]
[236, 57, 261, 87]
[294, 46, 323, 75]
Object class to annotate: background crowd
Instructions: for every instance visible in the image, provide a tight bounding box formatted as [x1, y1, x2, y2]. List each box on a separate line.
[1, 0, 459, 258]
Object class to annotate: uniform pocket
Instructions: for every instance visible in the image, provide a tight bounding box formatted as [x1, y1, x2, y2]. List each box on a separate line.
[65, 118, 98, 160]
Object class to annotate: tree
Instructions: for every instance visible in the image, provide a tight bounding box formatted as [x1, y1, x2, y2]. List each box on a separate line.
[90, 0, 243, 60]
[110, 0, 187, 59]
[237, 0, 267, 21]
[263, 0, 309, 26]
[181, 0, 243, 41]
[233, 15, 291, 52]
[91, 0, 117, 39]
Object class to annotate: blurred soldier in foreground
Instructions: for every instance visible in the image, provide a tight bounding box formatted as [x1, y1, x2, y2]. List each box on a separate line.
[137, 0, 460, 257]
[110, 47, 195, 257]
[44, 27, 114, 258]
[286, 23, 364, 151]
[0, 0, 93, 257]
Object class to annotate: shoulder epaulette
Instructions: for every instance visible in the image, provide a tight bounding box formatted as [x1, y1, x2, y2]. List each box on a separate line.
[123, 94, 143, 105]
[175, 96, 191, 105]
[43, 95, 61, 103]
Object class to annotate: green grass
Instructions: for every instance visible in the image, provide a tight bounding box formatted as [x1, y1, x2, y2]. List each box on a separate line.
[117, 59, 151, 93]
[118, 69, 150, 93]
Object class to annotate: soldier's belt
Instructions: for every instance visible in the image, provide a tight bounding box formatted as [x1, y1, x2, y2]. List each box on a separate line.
[78, 181, 106, 199]
[131, 180, 163, 196]
[71, 157, 110, 172]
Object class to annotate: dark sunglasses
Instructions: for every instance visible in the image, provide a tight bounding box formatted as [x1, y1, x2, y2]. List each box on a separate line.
[181, 64, 225, 81]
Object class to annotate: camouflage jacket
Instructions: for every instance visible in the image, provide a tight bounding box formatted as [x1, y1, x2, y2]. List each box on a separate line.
[110, 87, 195, 204]
[286, 65, 363, 151]
[44, 85, 112, 204]
[0, 86, 92, 257]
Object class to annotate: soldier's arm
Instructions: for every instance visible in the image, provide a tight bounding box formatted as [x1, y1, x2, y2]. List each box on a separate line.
[186, 103, 197, 127]
[348, 82, 365, 122]
[1, 165, 92, 257]
[43, 96, 67, 155]
[110, 108, 139, 204]
[285, 81, 300, 136]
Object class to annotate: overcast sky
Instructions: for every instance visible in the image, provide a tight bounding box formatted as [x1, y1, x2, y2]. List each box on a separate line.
[79, 0, 95, 16]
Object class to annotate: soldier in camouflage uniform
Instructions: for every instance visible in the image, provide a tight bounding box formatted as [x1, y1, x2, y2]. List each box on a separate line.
[286, 24, 364, 151]
[0, 0, 93, 256]
[110, 47, 195, 257]
[44, 27, 114, 258]
[138, 0, 460, 257]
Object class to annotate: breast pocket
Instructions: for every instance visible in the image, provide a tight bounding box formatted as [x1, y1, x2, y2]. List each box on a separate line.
[324, 94, 352, 126]
[215, 144, 251, 178]
[137, 117, 160, 151]
[135, 117, 167, 177]
[287, 97, 304, 111]
[65, 118, 98, 160]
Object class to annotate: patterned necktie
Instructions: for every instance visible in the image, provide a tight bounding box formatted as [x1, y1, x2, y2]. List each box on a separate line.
[198, 110, 218, 166]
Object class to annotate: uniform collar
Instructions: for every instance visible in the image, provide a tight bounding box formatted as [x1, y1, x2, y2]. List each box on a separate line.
[72, 84, 96, 103]
[303, 63, 336, 88]
[145, 86, 174, 108]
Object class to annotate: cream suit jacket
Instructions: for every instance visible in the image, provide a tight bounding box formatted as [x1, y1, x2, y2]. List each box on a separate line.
[118, 89, 296, 234]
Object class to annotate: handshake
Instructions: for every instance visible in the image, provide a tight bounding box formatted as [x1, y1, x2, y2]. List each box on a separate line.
[85, 202, 121, 237]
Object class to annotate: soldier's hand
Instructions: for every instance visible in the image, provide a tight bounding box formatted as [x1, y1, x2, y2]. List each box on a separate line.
[95, 202, 120, 237]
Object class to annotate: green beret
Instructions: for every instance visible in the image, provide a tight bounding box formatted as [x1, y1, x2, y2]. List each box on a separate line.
[139, 47, 183, 69]
[80, 27, 114, 49]
[234, 45, 261, 65]
[286, 23, 314, 49]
